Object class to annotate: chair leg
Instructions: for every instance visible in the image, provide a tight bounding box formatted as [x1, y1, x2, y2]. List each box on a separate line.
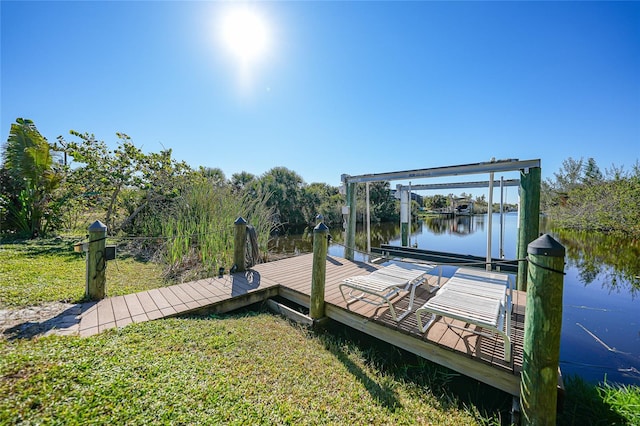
[416, 310, 438, 333]
[386, 298, 398, 321]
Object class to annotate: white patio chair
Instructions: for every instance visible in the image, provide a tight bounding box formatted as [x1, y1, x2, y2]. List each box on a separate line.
[415, 267, 514, 362]
[340, 263, 438, 321]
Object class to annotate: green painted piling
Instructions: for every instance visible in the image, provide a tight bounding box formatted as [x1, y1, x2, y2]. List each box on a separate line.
[521, 234, 565, 425]
[516, 166, 541, 291]
[86, 220, 107, 300]
[310, 222, 329, 319]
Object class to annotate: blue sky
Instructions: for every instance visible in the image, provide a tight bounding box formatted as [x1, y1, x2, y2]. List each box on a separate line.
[2, 1, 639, 193]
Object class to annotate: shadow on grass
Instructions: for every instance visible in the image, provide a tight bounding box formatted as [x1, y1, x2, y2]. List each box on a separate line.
[324, 336, 402, 411]
[1, 302, 92, 340]
[0, 237, 161, 264]
[313, 319, 514, 422]
[208, 303, 514, 422]
[0, 238, 82, 258]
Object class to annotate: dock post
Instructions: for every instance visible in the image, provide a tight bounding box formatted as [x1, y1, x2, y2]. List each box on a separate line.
[400, 188, 409, 247]
[86, 220, 107, 300]
[310, 222, 329, 320]
[345, 182, 356, 261]
[516, 166, 541, 291]
[234, 217, 247, 273]
[521, 234, 565, 425]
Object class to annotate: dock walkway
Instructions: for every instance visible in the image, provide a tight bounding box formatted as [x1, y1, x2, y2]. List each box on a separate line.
[79, 253, 525, 396]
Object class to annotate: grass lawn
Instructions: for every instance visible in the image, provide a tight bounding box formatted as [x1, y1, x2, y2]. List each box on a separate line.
[1, 239, 638, 424]
[1, 313, 498, 425]
[0, 238, 168, 309]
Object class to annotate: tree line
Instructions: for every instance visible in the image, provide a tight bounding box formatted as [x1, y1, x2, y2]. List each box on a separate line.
[541, 157, 640, 237]
[2, 119, 638, 243]
[0, 119, 400, 241]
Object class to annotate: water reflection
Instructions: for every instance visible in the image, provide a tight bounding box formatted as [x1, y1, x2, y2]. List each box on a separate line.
[545, 227, 640, 299]
[423, 215, 477, 235]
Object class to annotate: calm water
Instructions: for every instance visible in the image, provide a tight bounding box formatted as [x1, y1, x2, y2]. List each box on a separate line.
[270, 213, 640, 386]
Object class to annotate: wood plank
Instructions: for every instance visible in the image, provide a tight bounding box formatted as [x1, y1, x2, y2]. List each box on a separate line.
[160, 306, 177, 317]
[124, 293, 145, 317]
[79, 303, 99, 331]
[116, 316, 133, 328]
[97, 299, 115, 325]
[146, 309, 164, 320]
[266, 299, 313, 326]
[177, 282, 208, 300]
[110, 295, 131, 321]
[158, 287, 183, 307]
[147, 289, 172, 310]
[183, 281, 220, 303]
[136, 291, 159, 314]
[170, 284, 199, 303]
[172, 303, 191, 314]
[131, 313, 149, 323]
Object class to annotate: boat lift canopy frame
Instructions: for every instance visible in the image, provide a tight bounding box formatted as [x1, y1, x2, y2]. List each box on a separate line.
[340, 158, 542, 290]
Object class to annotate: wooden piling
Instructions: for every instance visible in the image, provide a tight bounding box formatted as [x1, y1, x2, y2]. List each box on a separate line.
[521, 234, 565, 425]
[234, 217, 247, 273]
[516, 166, 541, 291]
[86, 220, 107, 300]
[310, 222, 329, 320]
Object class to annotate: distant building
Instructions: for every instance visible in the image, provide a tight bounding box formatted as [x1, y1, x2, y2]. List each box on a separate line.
[390, 189, 423, 206]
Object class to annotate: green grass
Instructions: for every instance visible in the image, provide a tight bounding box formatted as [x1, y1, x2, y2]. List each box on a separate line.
[0, 238, 168, 309]
[600, 382, 640, 424]
[0, 313, 495, 425]
[558, 375, 640, 425]
[2, 239, 638, 424]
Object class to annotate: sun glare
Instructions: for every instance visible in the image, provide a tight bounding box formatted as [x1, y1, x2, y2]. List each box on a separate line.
[220, 6, 271, 66]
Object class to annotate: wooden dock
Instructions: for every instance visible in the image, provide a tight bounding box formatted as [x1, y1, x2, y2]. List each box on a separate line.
[79, 253, 525, 396]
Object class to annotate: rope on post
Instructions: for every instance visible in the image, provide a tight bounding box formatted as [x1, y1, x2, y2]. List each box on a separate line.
[233, 217, 247, 273]
[246, 224, 261, 268]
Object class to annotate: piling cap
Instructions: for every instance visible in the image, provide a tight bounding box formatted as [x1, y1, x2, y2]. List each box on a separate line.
[314, 222, 329, 232]
[88, 220, 107, 231]
[527, 234, 565, 257]
[234, 217, 247, 225]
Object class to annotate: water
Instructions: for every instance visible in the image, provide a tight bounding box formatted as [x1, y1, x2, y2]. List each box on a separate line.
[269, 213, 640, 386]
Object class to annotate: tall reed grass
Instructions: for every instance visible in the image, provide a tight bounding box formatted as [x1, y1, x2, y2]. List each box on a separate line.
[161, 183, 273, 281]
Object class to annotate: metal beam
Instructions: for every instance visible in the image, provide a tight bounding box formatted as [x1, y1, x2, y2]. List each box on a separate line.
[342, 158, 540, 184]
[396, 179, 520, 192]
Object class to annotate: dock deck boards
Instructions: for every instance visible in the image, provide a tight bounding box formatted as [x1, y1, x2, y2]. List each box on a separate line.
[79, 252, 526, 395]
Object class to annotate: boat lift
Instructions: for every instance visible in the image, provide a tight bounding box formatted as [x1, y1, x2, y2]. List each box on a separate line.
[341, 158, 542, 290]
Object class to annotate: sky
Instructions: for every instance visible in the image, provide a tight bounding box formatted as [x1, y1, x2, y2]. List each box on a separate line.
[1, 1, 639, 195]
